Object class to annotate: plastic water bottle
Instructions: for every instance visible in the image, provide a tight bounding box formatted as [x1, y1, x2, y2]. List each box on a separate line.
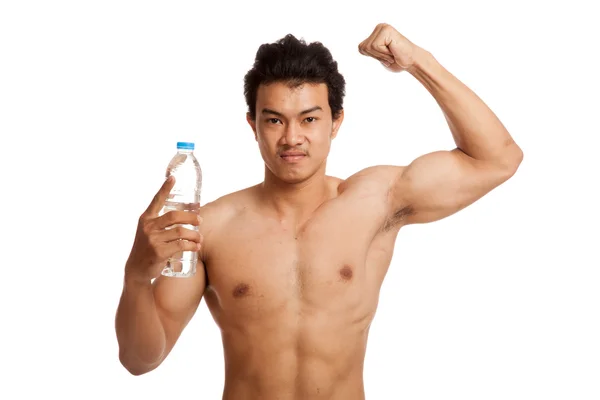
[160, 141, 202, 278]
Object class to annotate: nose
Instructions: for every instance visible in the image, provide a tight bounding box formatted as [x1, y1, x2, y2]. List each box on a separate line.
[282, 122, 305, 146]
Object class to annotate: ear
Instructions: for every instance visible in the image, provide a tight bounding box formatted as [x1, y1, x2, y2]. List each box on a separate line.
[331, 109, 344, 140]
[246, 112, 258, 141]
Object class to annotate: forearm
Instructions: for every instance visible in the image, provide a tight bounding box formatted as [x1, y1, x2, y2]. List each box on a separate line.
[115, 275, 167, 375]
[408, 46, 523, 168]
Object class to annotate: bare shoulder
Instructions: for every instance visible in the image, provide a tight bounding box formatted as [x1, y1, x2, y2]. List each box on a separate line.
[199, 187, 251, 218]
[338, 165, 405, 197]
[333, 166, 408, 233]
[199, 185, 256, 223]
[197, 185, 258, 257]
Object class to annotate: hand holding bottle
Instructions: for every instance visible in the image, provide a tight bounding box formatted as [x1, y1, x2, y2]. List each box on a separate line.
[124, 176, 203, 284]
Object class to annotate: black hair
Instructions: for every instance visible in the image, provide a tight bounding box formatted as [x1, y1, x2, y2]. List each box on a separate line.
[244, 34, 346, 121]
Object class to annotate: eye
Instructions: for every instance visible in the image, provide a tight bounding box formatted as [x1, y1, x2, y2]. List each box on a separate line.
[267, 118, 281, 124]
[304, 117, 317, 123]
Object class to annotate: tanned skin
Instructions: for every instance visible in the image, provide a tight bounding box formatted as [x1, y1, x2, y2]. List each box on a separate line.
[115, 23, 523, 399]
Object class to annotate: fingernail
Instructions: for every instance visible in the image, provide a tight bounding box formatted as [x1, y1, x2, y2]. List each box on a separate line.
[197, 215, 203, 224]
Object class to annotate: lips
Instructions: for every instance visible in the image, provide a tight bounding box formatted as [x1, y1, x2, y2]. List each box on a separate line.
[281, 152, 305, 157]
[280, 151, 306, 162]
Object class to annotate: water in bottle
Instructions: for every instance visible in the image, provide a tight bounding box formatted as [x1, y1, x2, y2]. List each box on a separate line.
[161, 141, 202, 278]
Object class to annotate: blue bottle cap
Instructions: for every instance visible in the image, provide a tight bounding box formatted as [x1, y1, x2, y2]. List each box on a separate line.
[177, 141, 195, 150]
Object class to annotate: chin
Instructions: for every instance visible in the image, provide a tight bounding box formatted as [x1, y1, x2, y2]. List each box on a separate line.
[277, 171, 311, 184]
[268, 165, 315, 184]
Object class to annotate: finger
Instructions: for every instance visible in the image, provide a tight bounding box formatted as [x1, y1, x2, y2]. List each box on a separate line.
[144, 176, 175, 217]
[359, 42, 395, 65]
[159, 239, 201, 259]
[367, 26, 395, 64]
[358, 40, 369, 56]
[358, 23, 385, 56]
[153, 210, 202, 230]
[364, 23, 387, 51]
[367, 23, 386, 41]
[155, 225, 203, 244]
[370, 48, 395, 65]
[360, 31, 394, 64]
[360, 44, 394, 65]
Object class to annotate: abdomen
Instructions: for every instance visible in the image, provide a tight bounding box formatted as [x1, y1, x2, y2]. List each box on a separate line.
[218, 291, 376, 399]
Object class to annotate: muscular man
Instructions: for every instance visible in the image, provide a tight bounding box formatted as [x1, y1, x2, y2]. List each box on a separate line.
[115, 23, 523, 399]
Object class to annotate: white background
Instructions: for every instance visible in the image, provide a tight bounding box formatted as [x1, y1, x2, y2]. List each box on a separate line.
[1, 0, 598, 399]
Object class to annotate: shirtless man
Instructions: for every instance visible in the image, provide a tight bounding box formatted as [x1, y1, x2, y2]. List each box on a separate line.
[115, 23, 523, 399]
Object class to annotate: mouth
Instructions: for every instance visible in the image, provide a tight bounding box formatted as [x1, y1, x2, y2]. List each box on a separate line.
[280, 153, 306, 162]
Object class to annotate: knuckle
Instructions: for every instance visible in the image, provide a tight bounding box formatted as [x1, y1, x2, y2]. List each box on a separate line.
[148, 234, 159, 247]
[141, 220, 153, 235]
[175, 226, 186, 236]
[195, 232, 202, 242]
[139, 213, 151, 226]
[162, 213, 174, 227]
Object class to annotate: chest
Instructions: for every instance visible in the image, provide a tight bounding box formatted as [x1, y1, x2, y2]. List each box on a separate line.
[204, 203, 390, 320]
[205, 220, 364, 310]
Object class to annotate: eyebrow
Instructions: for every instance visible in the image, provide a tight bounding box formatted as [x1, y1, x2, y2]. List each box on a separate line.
[261, 106, 323, 117]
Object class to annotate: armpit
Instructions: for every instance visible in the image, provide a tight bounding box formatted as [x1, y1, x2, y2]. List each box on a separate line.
[381, 205, 414, 232]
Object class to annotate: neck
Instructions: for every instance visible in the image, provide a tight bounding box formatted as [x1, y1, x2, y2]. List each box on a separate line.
[259, 165, 331, 224]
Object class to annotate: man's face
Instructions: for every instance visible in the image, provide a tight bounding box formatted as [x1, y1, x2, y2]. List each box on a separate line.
[247, 82, 344, 184]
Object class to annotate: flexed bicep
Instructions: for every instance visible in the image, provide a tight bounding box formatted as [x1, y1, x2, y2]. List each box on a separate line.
[389, 148, 517, 225]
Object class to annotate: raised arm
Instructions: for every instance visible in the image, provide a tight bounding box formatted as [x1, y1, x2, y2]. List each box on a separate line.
[358, 23, 523, 226]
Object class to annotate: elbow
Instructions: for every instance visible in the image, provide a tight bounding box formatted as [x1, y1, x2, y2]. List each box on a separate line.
[498, 142, 524, 179]
[123, 365, 148, 376]
[119, 349, 161, 376]
[507, 145, 524, 176]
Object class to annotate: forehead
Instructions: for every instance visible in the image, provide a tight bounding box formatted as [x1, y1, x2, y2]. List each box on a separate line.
[256, 82, 329, 113]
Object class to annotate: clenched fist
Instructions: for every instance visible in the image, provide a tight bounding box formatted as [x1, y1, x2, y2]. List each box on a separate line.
[358, 23, 418, 72]
[124, 176, 203, 283]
